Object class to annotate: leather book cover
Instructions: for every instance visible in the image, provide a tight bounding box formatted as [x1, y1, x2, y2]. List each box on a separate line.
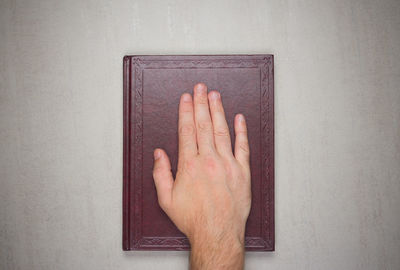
[123, 55, 274, 251]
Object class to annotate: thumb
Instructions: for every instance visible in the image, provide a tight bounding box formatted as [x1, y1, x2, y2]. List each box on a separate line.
[152, 148, 174, 211]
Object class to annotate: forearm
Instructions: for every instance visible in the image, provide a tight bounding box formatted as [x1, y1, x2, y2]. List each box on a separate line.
[189, 230, 245, 270]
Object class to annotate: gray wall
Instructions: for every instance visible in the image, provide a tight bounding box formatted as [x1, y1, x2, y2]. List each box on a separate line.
[1, 0, 399, 269]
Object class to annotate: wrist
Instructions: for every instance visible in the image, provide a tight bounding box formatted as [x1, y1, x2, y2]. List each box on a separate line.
[187, 222, 245, 249]
[188, 227, 245, 270]
[189, 231, 244, 251]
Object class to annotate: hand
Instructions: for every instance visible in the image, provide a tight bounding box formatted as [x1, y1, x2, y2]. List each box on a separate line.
[152, 83, 251, 270]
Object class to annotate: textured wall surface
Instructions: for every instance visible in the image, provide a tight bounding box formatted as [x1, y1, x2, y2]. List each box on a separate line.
[1, 0, 399, 269]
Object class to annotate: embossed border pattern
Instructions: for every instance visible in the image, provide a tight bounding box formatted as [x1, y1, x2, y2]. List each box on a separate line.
[123, 55, 274, 251]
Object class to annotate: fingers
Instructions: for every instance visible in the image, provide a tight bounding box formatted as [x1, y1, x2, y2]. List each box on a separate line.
[234, 114, 250, 169]
[193, 83, 215, 154]
[208, 90, 232, 157]
[178, 93, 197, 160]
[153, 148, 174, 211]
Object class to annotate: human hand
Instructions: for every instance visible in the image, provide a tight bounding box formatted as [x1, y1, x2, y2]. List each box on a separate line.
[152, 83, 251, 269]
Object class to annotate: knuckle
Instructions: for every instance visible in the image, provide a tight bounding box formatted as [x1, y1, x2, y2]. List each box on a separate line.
[236, 129, 247, 135]
[213, 128, 230, 137]
[211, 102, 223, 112]
[197, 121, 212, 132]
[203, 154, 219, 172]
[238, 142, 250, 154]
[197, 97, 208, 105]
[180, 106, 192, 113]
[179, 125, 195, 137]
[182, 158, 196, 174]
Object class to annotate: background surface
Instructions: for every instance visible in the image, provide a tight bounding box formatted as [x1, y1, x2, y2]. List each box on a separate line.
[1, 0, 399, 269]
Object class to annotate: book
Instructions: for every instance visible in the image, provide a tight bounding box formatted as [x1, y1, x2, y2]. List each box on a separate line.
[123, 55, 274, 251]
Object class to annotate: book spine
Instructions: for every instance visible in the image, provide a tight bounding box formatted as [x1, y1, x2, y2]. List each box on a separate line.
[122, 56, 132, 250]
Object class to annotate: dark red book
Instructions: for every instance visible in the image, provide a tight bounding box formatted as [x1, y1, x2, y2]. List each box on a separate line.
[123, 55, 274, 251]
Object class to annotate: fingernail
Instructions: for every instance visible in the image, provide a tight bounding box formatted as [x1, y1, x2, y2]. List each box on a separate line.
[154, 149, 161, 160]
[238, 114, 245, 123]
[210, 91, 220, 100]
[195, 83, 206, 95]
[182, 93, 191, 102]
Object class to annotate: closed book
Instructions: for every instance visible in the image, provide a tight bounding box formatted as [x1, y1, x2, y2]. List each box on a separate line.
[123, 55, 274, 251]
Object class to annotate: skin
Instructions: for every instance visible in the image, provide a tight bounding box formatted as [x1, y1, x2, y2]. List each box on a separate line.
[152, 83, 251, 270]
